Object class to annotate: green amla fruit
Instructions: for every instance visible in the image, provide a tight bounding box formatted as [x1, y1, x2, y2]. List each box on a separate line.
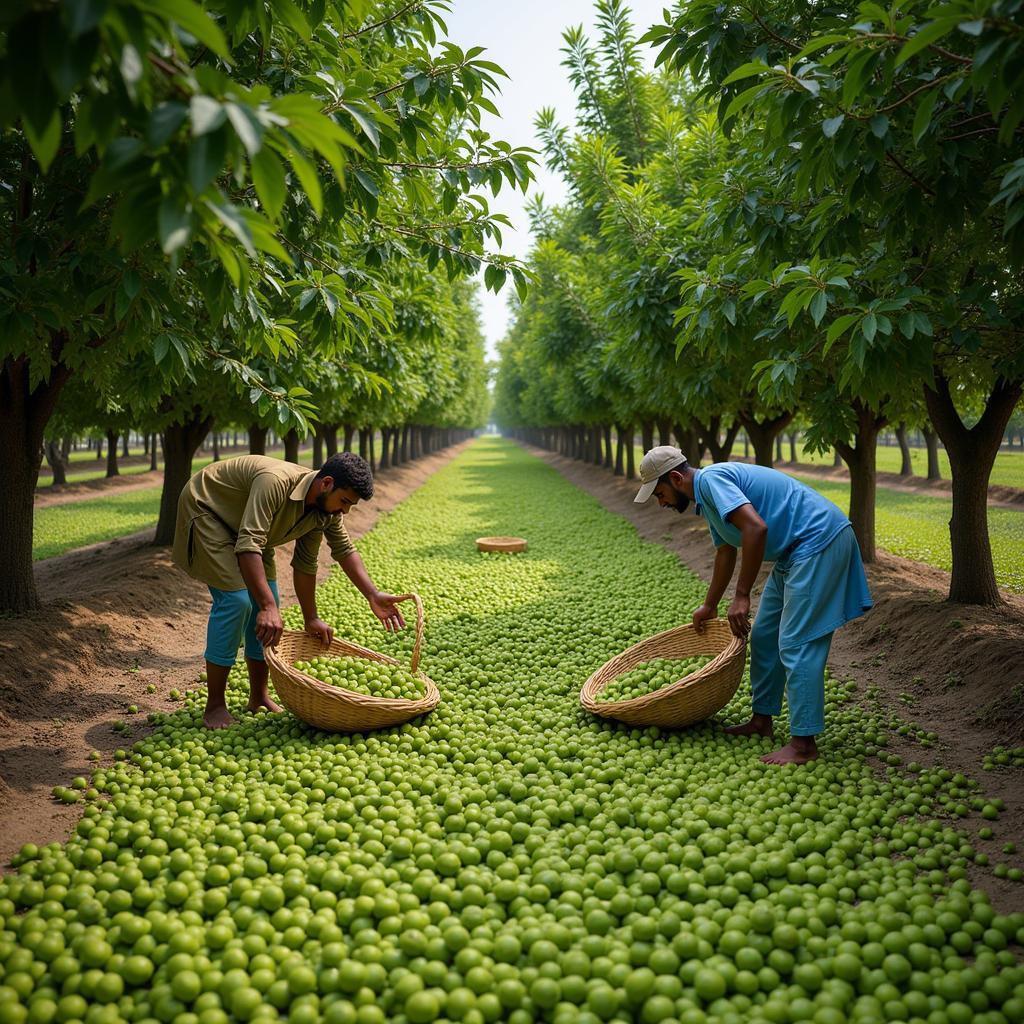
[294, 653, 425, 701]
[596, 655, 714, 703]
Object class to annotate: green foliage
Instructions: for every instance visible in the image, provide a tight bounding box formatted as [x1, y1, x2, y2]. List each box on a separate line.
[0, 0, 533, 422]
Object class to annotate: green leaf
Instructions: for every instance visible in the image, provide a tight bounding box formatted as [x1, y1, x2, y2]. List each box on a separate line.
[251, 147, 286, 219]
[809, 291, 828, 326]
[191, 95, 225, 136]
[148, 102, 188, 147]
[23, 110, 61, 172]
[271, 0, 312, 40]
[912, 87, 940, 145]
[205, 198, 257, 258]
[158, 196, 191, 254]
[824, 313, 861, 352]
[822, 114, 845, 139]
[337, 102, 380, 151]
[137, 0, 229, 59]
[721, 61, 768, 86]
[285, 146, 322, 216]
[895, 18, 960, 67]
[861, 312, 877, 343]
[225, 102, 263, 157]
[958, 19, 984, 36]
[65, 0, 109, 37]
[869, 114, 889, 138]
[187, 130, 226, 192]
[724, 83, 765, 123]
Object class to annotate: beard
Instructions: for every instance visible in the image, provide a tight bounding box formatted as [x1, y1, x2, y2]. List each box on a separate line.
[315, 492, 342, 515]
[665, 484, 690, 514]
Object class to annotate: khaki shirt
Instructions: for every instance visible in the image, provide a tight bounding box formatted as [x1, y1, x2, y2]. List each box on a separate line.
[171, 456, 355, 591]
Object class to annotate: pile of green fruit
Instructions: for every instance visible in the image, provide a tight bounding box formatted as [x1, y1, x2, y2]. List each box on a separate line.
[3, 440, 1023, 1024]
[294, 654, 425, 701]
[596, 657, 714, 703]
[983, 746, 1024, 771]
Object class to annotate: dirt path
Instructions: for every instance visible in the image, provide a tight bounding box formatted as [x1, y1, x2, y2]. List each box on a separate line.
[0, 443, 470, 865]
[534, 447, 1024, 910]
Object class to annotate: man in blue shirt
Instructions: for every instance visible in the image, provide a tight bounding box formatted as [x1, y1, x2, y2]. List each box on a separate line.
[635, 446, 872, 764]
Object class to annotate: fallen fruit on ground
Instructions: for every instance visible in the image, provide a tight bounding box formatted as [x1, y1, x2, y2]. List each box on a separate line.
[4, 441, 1023, 1024]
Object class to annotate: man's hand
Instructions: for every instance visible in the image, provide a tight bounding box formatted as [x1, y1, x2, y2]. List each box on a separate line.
[692, 603, 717, 633]
[304, 618, 334, 648]
[255, 605, 284, 648]
[368, 592, 407, 632]
[727, 593, 751, 639]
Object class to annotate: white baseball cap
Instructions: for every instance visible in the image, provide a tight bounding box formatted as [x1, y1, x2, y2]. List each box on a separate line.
[634, 446, 688, 503]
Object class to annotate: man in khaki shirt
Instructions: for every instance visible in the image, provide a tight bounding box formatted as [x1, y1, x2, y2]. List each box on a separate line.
[173, 452, 405, 728]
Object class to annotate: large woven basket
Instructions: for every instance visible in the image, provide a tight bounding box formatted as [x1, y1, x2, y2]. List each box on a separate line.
[476, 536, 527, 553]
[580, 620, 746, 728]
[264, 593, 439, 732]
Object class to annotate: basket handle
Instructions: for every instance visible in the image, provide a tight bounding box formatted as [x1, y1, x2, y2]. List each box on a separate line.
[391, 593, 425, 673]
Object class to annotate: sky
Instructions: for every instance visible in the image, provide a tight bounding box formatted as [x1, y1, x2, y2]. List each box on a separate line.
[442, 0, 668, 359]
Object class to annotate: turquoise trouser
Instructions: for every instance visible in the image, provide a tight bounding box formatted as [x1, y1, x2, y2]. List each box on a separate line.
[204, 580, 280, 667]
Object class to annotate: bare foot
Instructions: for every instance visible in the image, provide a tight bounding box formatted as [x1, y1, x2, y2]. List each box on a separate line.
[247, 693, 283, 714]
[723, 714, 773, 738]
[761, 740, 819, 765]
[204, 705, 235, 730]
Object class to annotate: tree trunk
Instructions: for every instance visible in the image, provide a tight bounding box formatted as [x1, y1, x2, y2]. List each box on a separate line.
[313, 426, 325, 469]
[834, 400, 886, 563]
[923, 373, 1022, 605]
[212, 431, 220, 462]
[122, 433, 130, 458]
[738, 411, 793, 468]
[657, 418, 672, 446]
[775, 437, 783, 463]
[788, 432, 798, 464]
[105, 430, 120, 477]
[625, 436, 636, 480]
[704, 416, 741, 464]
[338, 424, 351, 453]
[603, 424, 613, 469]
[96, 435, 104, 460]
[248, 425, 267, 455]
[673, 423, 700, 467]
[379, 428, 391, 470]
[923, 429, 941, 481]
[743, 435, 749, 458]
[400, 425, 410, 462]
[368, 428, 376, 472]
[832, 449, 842, 468]
[154, 411, 215, 546]
[283, 429, 300, 464]
[44, 439, 68, 487]
[614, 426, 626, 476]
[641, 421, 655, 455]
[0, 354, 72, 611]
[150, 434, 159, 471]
[143, 433, 150, 456]
[895, 423, 913, 476]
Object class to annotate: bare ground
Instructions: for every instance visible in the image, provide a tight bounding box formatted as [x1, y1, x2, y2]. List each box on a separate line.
[0, 443, 469, 865]
[532, 448, 1024, 912]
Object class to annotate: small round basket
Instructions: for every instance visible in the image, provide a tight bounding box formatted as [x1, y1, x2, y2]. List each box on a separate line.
[580, 620, 746, 728]
[476, 536, 527, 553]
[264, 593, 439, 732]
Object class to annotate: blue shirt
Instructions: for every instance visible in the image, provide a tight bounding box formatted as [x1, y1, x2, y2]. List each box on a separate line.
[693, 463, 850, 567]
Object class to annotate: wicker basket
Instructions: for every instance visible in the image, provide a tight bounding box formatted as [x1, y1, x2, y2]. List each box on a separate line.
[580, 620, 746, 728]
[264, 593, 439, 732]
[476, 536, 527, 553]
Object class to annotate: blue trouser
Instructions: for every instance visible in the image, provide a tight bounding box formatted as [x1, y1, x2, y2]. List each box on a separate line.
[749, 570, 832, 737]
[205, 580, 280, 667]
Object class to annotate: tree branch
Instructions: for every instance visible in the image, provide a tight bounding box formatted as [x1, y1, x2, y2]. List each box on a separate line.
[885, 152, 936, 197]
[340, 1, 423, 40]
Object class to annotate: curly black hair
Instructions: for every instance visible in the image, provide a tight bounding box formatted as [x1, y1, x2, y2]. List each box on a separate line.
[316, 452, 374, 500]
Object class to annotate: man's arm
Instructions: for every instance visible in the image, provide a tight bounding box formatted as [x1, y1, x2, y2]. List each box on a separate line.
[237, 552, 284, 647]
[725, 503, 768, 638]
[337, 551, 407, 631]
[293, 568, 334, 647]
[693, 546, 737, 632]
